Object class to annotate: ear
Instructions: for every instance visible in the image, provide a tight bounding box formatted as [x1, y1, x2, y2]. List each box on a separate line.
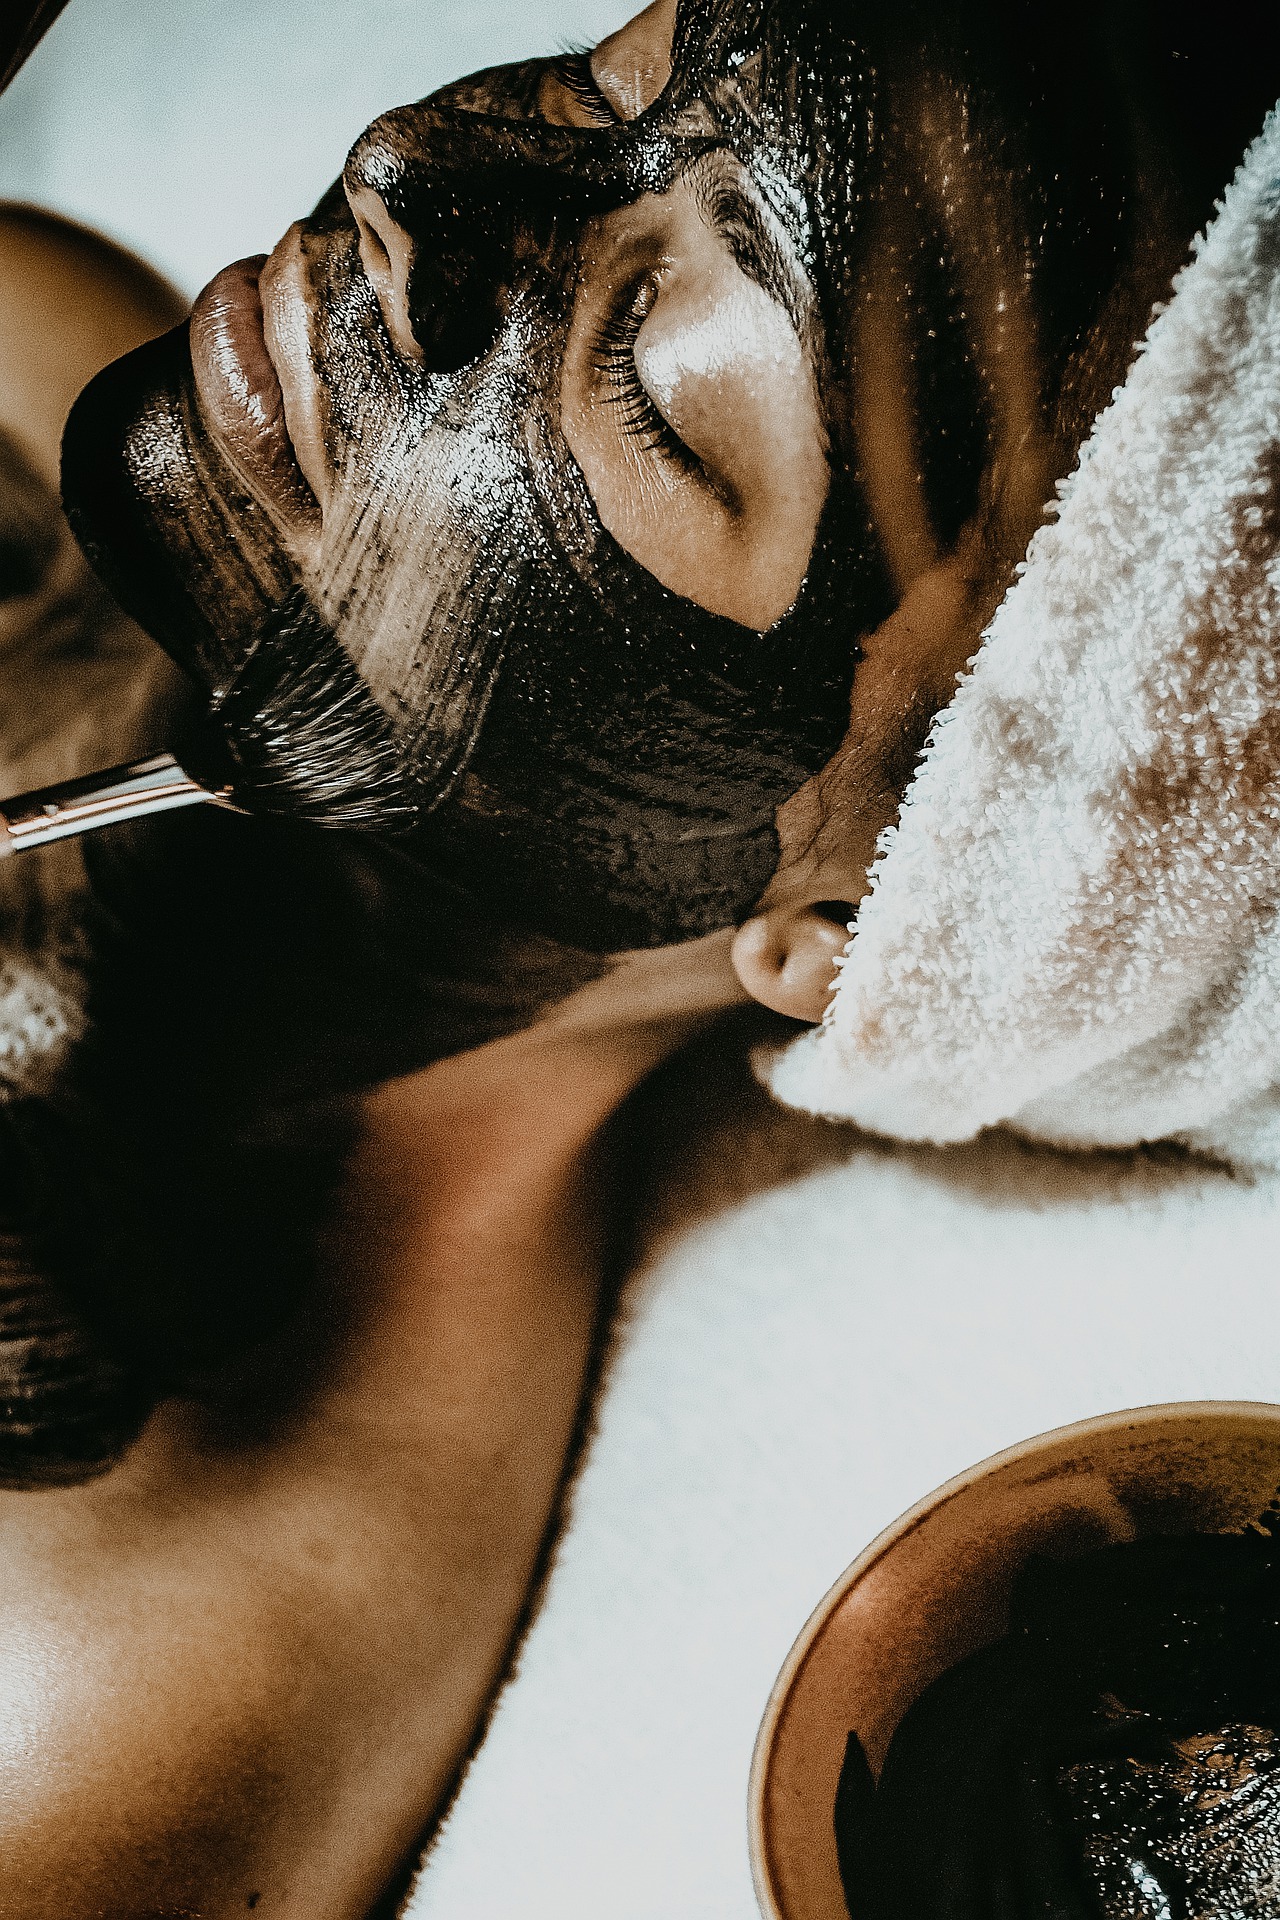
[730, 899, 855, 1022]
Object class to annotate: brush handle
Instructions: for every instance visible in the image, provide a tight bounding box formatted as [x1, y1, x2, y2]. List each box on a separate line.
[0, 753, 235, 856]
[1, 1, 71, 94]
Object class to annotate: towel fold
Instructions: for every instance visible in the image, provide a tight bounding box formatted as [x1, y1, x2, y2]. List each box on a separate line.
[768, 107, 1280, 1169]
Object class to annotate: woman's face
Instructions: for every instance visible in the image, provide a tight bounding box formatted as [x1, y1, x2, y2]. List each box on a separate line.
[63, 0, 901, 953]
[251, 0, 827, 636]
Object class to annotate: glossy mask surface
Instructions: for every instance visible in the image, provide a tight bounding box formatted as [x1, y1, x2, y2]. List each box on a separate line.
[62, 12, 889, 951]
[834, 1534, 1280, 1918]
[65, 0, 1278, 950]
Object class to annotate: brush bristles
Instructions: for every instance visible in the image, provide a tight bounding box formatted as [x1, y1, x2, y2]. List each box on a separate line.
[213, 588, 419, 831]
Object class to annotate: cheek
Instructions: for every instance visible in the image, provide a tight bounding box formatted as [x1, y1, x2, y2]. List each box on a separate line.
[303, 351, 545, 710]
[767, 552, 991, 904]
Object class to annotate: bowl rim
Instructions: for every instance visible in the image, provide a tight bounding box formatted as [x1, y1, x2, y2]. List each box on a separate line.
[746, 1396, 1280, 1920]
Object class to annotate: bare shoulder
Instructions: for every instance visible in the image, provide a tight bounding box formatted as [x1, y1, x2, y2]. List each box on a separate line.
[0, 1066, 604, 1917]
[0, 200, 185, 492]
[0, 1412, 438, 1920]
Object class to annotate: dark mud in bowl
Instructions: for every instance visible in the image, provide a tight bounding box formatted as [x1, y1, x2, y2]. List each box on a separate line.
[748, 1402, 1280, 1920]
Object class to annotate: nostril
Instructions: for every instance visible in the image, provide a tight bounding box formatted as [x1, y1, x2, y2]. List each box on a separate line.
[346, 181, 505, 375]
[406, 254, 506, 374]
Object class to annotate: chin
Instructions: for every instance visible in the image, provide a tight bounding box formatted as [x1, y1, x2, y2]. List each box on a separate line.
[61, 325, 292, 693]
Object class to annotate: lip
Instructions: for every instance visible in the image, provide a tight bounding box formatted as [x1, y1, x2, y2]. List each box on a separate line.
[189, 249, 320, 540]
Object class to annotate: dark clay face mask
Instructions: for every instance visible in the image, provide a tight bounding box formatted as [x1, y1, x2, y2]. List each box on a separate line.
[63, 0, 1280, 953]
[62, 25, 886, 953]
[834, 1533, 1280, 1919]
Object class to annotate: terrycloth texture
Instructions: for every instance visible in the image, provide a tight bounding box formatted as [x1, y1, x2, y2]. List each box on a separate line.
[769, 108, 1280, 1167]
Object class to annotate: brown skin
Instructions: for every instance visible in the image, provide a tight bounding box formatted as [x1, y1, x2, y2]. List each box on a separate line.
[0, 111, 766, 1920]
[0, 8, 998, 1915]
[733, 494, 1054, 1020]
[733, 553, 989, 1017]
[0, 202, 185, 485]
[0, 931, 743, 1920]
[273, 0, 829, 636]
[0, 205, 186, 799]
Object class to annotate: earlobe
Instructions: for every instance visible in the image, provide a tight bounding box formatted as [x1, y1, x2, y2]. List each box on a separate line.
[731, 901, 854, 1022]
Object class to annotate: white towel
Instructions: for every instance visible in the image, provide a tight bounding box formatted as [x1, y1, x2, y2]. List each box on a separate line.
[768, 106, 1280, 1170]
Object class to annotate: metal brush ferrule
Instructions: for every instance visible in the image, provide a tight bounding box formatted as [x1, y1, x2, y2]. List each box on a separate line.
[0, 753, 237, 856]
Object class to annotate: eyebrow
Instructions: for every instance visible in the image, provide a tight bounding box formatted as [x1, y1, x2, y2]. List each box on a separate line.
[698, 174, 810, 337]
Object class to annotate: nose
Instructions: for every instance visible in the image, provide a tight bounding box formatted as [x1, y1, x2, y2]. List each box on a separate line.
[343, 109, 511, 373]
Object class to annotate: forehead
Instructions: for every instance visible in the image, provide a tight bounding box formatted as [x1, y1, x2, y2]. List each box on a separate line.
[399, 0, 831, 319]
[424, 0, 798, 129]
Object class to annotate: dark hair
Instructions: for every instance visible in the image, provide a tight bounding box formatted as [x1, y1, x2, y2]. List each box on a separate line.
[0, 818, 367, 1483]
[835, 1531, 1280, 1918]
[0, 1103, 147, 1484]
[0, 428, 610, 1479]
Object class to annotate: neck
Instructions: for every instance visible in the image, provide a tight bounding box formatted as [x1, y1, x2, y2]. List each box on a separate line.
[37, 929, 746, 1911]
[274, 925, 745, 1448]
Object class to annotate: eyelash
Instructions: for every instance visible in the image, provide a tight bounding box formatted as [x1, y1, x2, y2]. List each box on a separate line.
[589, 280, 701, 476]
[548, 52, 617, 127]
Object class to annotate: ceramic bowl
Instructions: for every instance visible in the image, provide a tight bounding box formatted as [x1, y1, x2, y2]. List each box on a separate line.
[748, 1400, 1280, 1920]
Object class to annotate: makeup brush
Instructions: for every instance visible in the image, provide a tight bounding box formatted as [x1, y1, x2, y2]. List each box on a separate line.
[0, 589, 417, 858]
[0, 752, 239, 858]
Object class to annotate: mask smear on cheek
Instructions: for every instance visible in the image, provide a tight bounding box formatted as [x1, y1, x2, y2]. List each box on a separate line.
[302, 301, 552, 809]
[289, 216, 880, 948]
[63, 101, 881, 953]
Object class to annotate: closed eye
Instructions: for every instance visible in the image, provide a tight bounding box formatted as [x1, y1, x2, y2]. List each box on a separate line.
[589, 275, 701, 479]
[562, 163, 829, 631]
[547, 52, 621, 127]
